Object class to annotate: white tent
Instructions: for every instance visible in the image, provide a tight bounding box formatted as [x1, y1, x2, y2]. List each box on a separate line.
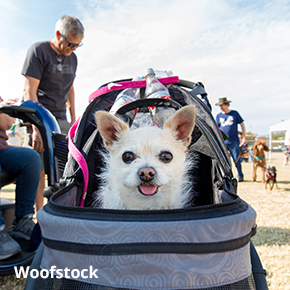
[269, 119, 290, 161]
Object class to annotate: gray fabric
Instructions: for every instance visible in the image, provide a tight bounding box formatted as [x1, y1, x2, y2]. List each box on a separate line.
[53, 186, 78, 207]
[183, 90, 232, 176]
[25, 242, 44, 290]
[21, 41, 77, 119]
[37, 203, 256, 289]
[40, 246, 252, 289]
[56, 118, 70, 134]
[190, 135, 216, 160]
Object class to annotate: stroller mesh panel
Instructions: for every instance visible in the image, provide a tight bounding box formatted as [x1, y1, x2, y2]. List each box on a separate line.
[35, 273, 256, 290]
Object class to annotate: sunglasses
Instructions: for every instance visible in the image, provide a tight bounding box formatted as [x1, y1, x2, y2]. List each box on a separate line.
[56, 56, 63, 72]
[60, 34, 83, 48]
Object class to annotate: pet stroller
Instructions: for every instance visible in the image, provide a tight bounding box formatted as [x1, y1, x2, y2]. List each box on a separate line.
[26, 73, 267, 289]
[0, 101, 68, 276]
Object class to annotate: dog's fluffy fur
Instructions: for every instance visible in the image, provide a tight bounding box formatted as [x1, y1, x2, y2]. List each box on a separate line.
[253, 140, 270, 183]
[94, 105, 196, 210]
[265, 166, 278, 190]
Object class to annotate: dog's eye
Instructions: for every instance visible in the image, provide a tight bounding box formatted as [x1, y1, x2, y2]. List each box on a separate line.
[122, 152, 136, 164]
[159, 151, 173, 163]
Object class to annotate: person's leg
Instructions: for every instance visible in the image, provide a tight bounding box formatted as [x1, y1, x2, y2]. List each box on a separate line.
[0, 147, 40, 258]
[0, 146, 41, 219]
[227, 143, 244, 180]
[35, 168, 45, 212]
[0, 211, 4, 226]
[23, 126, 45, 212]
[34, 118, 69, 212]
[0, 164, 5, 226]
[0, 183, 20, 260]
[24, 118, 69, 213]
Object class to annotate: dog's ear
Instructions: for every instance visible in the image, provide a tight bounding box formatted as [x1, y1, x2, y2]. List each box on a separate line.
[253, 143, 258, 156]
[95, 111, 129, 148]
[164, 105, 196, 147]
[263, 144, 270, 152]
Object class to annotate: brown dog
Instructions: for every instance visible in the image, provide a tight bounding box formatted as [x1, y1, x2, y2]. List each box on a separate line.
[253, 140, 270, 183]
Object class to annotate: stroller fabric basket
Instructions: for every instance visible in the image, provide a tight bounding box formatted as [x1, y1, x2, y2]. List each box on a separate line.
[27, 75, 266, 290]
[36, 194, 257, 290]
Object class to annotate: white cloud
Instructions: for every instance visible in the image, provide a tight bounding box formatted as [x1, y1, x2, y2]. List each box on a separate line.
[0, 48, 26, 101]
[0, 0, 289, 135]
[72, 0, 290, 135]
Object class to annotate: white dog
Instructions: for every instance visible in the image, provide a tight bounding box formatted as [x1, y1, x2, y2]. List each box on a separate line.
[94, 105, 196, 210]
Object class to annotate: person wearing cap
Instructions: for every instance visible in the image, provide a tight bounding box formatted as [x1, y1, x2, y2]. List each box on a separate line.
[215, 97, 246, 182]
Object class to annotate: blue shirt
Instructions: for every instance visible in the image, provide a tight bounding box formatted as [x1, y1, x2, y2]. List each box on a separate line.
[216, 110, 244, 144]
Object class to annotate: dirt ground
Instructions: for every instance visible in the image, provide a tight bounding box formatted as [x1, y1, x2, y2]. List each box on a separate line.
[0, 152, 289, 289]
[232, 152, 290, 289]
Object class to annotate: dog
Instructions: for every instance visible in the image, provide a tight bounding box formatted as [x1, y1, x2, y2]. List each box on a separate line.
[265, 166, 278, 190]
[94, 105, 196, 210]
[253, 139, 270, 183]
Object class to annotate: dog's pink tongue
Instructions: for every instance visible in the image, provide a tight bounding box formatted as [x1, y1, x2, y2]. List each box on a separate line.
[140, 185, 157, 195]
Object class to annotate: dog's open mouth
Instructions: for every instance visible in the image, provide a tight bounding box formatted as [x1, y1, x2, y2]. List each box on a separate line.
[138, 185, 159, 196]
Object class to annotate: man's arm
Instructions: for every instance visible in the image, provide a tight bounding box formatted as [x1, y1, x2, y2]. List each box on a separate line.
[23, 76, 40, 101]
[66, 82, 76, 126]
[240, 122, 247, 145]
[23, 75, 44, 152]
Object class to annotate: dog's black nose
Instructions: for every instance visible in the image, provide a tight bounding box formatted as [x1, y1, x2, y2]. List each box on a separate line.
[139, 167, 155, 182]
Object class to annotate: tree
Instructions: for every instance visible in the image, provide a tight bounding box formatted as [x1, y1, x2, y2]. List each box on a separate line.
[271, 131, 285, 140]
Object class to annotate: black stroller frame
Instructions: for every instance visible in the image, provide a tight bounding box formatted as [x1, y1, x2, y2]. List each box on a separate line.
[0, 76, 268, 289]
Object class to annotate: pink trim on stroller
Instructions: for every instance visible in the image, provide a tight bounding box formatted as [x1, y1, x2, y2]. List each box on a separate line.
[88, 76, 179, 102]
[68, 118, 89, 207]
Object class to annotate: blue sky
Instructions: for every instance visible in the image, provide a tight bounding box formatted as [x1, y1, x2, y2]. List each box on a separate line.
[0, 0, 289, 135]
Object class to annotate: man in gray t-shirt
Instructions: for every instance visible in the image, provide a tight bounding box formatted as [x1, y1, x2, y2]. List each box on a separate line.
[22, 41, 77, 120]
[21, 15, 84, 211]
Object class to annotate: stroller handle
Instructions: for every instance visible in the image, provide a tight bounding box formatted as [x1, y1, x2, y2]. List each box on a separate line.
[0, 105, 36, 116]
[116, 98, 182, 115]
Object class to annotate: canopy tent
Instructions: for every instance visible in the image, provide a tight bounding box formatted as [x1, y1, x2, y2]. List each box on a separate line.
[269, 119, 290, 161]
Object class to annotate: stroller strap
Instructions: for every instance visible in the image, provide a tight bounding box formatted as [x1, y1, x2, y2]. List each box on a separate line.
[88, 76, 179, 102]
[68, 118, 89, 207]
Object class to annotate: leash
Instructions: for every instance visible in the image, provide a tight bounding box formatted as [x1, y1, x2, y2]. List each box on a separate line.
[254, 154, 268, 171]
[234, 152, 241, 164]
